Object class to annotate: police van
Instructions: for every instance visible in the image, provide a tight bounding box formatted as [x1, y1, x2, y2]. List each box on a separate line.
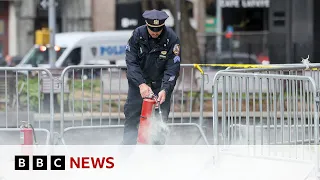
[17, 30, 133, 68]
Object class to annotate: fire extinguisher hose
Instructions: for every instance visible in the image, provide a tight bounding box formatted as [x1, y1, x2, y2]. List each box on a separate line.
[29, 124, 38, 145]
[150, 93, 164, 123]
[155, 99, 164, 123]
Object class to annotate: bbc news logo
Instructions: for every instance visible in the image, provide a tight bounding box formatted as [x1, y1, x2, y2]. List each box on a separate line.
[14, 155, 115, 170]
[15, 155, 65, 170]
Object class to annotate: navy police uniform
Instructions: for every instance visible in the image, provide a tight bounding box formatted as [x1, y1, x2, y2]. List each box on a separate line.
[122, 10, 181, 145]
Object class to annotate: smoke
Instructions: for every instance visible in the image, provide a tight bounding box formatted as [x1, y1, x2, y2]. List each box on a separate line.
[147, 112, 170, 145]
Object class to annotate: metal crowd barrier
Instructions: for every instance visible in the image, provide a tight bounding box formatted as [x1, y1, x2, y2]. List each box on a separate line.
[212, 70, 319, 145]
[57, 64, 209, 145]
[212, 66, 320, 178]
[0, 67, 55, 145]
[224, 63, 320, 88]
[219, 64, 320, 145]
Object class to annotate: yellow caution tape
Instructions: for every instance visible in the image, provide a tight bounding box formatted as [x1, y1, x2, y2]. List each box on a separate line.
[193, 64, 318, 74]
[194, 64, 204, 74]
[193, 64, 280, 74]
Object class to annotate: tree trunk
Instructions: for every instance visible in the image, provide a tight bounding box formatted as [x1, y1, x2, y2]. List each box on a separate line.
[181, 1, 200, 64]
[141, 0, 200, 63]
[141, 0, 200, 62]
[141, 0, 160, 10]
[163, 0, 201, 92]
[141, 0, 149, 11]
[140, 0, 201, 92]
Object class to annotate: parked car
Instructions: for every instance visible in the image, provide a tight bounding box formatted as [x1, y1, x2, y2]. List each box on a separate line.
[206, 52, 261, 70]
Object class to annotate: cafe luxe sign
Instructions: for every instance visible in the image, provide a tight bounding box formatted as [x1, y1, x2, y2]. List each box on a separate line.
[221, 0, 270, 8]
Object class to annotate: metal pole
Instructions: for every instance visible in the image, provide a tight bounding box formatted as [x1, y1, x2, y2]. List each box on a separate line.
[285, 0, 292, 64]
[49, 0, 56, 68]
[175, 0, 181, 38]
[216, 0, 222, 54]
[199, 73, 204, 128]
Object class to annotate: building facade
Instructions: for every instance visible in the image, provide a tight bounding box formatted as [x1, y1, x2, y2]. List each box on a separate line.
[0, 1, 10, 59]
[3, 0, 95, 58]
[2, 0, 198, 58]
[4, 0, 317, 64]
[92, 0, 116, 31]
[268, 0, 314, 64]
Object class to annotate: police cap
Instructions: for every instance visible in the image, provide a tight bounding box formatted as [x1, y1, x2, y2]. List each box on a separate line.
[142, 9, 169, 28]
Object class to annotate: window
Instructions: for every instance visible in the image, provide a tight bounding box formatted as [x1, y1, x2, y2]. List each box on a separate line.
[23, 46, 66, 66]
[62, 47, 81, 67]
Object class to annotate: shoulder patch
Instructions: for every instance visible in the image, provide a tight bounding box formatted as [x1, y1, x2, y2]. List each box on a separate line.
[125, 44, 130, 51]
[173, 44, 180, 56]
[174, 56, 180, 63]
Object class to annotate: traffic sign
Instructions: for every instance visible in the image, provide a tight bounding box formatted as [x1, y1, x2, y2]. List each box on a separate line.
[39, 0, 48, 9]
[39, 0, 58, 10]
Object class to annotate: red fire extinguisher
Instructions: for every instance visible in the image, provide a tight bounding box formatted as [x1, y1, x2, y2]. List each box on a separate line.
[20, 121, 37, 155]
[20, 121, 36, 145]
[137, 96, 157, 144]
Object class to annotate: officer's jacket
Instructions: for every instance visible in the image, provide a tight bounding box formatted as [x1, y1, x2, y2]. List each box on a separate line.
[125, 25, 181, 95]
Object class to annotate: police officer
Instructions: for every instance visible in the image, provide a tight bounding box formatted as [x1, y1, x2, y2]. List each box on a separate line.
[122, 9, 181, 145]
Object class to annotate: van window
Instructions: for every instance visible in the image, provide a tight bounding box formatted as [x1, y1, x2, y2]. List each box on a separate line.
[23, 46, 66, 66]
[62, 47, 81, 67]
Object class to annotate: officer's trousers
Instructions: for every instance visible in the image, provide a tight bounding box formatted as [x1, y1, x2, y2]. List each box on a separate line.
[122, 82, 172, 145]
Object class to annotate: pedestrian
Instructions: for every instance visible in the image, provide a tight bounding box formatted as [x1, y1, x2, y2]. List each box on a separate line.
[122, 9, 181, 145]
[5, 55, 15, 67]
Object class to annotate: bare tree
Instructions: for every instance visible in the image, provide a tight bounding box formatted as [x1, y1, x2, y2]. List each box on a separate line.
[141, 0, 202, 95]
[141, 0, 200, 64]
